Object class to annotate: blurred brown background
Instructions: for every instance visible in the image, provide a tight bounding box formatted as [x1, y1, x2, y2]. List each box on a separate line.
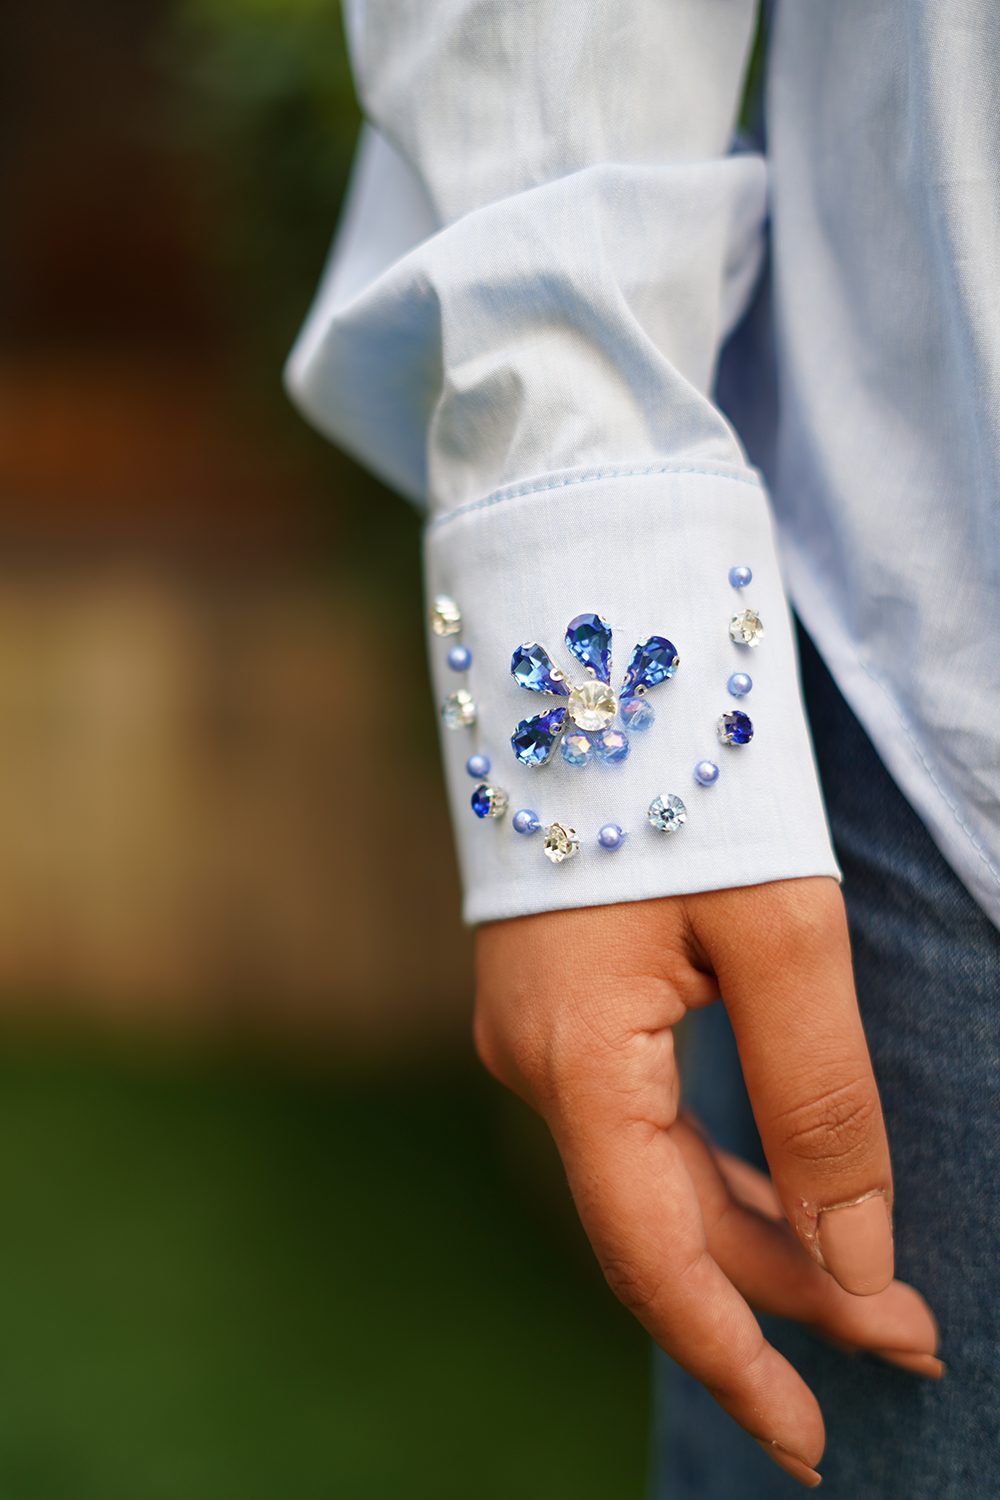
[0, 0, 473, 1053]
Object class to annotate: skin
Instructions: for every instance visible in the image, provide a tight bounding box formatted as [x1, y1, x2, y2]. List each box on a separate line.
[474, 877, 941, 1488]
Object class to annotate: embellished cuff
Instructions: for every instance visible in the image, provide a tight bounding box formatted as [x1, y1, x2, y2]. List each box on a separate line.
[426, 467, 840, 926]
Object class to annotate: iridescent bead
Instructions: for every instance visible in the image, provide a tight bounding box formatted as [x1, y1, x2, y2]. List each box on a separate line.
[620, 696, 655, 731]
[512, 809, 540, 835]
[471, 783, 508, 819]
[567, 679, 617, 731]
[717, 711, 754, 745]
[511, 707, 567, 766]
[730, 609, 764, 647]
[728, 672, 753, 697]
[595, 728, 630, 764]
[729, 566, 752, 588]
[597, 823, 626, 851]
[442, 690, 477, 730]
[429, 595, 462, 636]
[647, 794, 687, 833]
[694, 760, 720, 786]
[561, 731, 594, 767]
[543, 822, 580, 863]
[447, 645, 472, 671]
[466, 754, 491, 779]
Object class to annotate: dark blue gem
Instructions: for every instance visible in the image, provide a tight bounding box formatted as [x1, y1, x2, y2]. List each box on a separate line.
[511, 643, 570, 695]
[471, 784, 492, 817]
[620, 636, 679, 695]
[565, 613, 612, 681]
[510, 708, 567, 767]
[719, 711, 753, 746]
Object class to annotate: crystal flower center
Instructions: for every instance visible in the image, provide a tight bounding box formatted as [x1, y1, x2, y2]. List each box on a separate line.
[567, 680, 617, 731]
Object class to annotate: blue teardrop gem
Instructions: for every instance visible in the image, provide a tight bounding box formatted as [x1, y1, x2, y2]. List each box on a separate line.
[621, 636, 679, 695]
[511, 708, 567, 767]
[511, 642, 570, 695]
[565, 613, 612, 681]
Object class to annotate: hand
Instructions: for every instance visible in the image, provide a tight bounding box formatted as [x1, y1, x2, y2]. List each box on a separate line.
[474, 878, 941, 1488]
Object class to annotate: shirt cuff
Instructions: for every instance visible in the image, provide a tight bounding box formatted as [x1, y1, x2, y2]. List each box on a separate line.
[426, 465, 840, 925]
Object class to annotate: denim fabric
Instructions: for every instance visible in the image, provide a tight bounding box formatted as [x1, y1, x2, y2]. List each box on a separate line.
[653, 625, 1000, 1498]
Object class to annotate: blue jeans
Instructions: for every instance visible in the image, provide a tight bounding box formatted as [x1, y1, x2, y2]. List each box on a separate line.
[653, 626, 1000, 1498]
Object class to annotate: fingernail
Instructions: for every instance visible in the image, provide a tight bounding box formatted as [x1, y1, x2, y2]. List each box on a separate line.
[817, 1192, 894, 1295]
[754, 1439, 822, 1488]
[871, 1348, 945, 1380]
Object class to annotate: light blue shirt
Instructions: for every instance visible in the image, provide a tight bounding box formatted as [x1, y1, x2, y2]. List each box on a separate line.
[287, 0, 1000, 928]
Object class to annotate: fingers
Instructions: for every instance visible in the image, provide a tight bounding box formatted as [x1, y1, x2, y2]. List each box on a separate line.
[475, 908, 827, 1475]
[674, 1117, 942, 1377]
[686, 878, 896, 1295]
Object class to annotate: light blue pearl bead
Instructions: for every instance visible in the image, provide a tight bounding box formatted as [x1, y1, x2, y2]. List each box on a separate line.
[447, 645, 472, 671]
[466, 754, 490, 779]
[694, 760, 720, 786]
[512, 809, 540, 835]
[597, 823, 625, 850]
[728, 672, 753, 697]
[729, 565, 752, 588]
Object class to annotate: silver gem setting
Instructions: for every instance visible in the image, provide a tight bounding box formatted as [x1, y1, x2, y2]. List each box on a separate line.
[543, 822, 580, 863]
[730, 609, 764, 647]
[647, 794, 687, 833]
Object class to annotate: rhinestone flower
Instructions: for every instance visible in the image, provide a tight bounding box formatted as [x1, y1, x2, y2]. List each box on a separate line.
[509, 613, 678, 768]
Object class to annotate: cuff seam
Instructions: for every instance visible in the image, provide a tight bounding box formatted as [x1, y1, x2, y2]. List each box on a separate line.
[428, 463, 763, 534]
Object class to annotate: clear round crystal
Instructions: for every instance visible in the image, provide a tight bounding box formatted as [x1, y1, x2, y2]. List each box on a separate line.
[543, 822, 580, 863]
[647, 794, 687, 833]
[430, 595, 462, 637]
[567, 679, 617, 731]
[442, 690, 477, 730]
[730, 609, 764, 647]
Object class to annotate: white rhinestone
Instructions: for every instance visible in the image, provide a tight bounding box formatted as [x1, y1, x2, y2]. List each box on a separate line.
[543, 822, 580, 863]
[730, 609, 764, 647]
[567, 679, 617, 731]
[442, 690, 477, 729]
[485, 786, 508, 819]
[430, 595, 462, 637]
[647, 794, 687, 833]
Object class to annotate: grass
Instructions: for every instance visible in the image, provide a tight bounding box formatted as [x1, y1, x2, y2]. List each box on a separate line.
[0, 1035, 649, 1498]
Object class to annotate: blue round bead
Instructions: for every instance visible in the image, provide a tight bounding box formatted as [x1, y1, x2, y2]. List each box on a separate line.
[728, 672, 753, 697]
[465, 753, 491, 779]
[694, 760, 720, 786]
[512, 809, 540, 835]
[729, 565, 752, 588]
[447, 645, 473, 672]
[561, 731, 594, 767]
[595, 728, 630, 764]
[597, 823, 625, 851]
[620, 696, 655, 731]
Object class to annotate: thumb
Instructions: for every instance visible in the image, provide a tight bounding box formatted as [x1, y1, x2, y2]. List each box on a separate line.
[687, 877, 894, 1296]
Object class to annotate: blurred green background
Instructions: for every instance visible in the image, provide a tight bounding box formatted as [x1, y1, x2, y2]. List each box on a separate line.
[0, 0, 650, 1493]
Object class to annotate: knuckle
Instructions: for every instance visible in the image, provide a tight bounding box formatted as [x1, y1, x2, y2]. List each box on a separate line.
[600, 1257, 663, 1316]
[773, 1073, 880, 1169]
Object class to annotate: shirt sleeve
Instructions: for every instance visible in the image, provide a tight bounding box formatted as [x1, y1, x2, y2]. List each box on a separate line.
[285, 0, 840, 925]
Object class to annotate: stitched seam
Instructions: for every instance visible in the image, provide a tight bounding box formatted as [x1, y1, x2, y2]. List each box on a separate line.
[428, 465, 761, 532]
[853, 650, 1000, 889]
